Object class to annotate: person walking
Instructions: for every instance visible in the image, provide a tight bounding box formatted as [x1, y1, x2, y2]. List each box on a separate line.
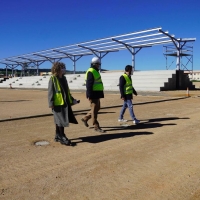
[48, 62, 78, 146]
[81, 57, 105, 133]
[118, 65, 140, 124]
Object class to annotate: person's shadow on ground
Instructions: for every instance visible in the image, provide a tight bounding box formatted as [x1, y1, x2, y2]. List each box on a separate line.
[100, 122, 176, 132]
[70, 116, 189, 146]
[143, 117, 189, 123]
[71, 131, 153, 145]
[101, 116, 188, 131]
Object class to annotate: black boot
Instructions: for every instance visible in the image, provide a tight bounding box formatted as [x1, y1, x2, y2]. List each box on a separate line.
[54, 124, 68, 142]
[54, 124, 61, 142]
[57, 126, 71, 146]
[55, 134, 61, 142]
[59, 136, 71, 146]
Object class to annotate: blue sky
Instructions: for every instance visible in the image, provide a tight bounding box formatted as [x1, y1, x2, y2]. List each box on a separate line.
[0, 0, 199, 72]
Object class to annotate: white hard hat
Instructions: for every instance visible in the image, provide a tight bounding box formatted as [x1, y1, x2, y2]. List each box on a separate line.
[91, 57, 101, 64]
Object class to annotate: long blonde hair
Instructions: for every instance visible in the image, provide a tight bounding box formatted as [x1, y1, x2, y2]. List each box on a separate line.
[51, 62, 66, 76]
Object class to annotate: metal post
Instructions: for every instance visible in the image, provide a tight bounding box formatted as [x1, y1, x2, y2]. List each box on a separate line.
[176, 42, 180, 70]
[99, 53, 102, 72]
[6, 65, 7, 77]
[192, 46, 194, 79]
[73, 60, 76, 74]
[36, 62, 39, 76]
[132, 48, 135, 72]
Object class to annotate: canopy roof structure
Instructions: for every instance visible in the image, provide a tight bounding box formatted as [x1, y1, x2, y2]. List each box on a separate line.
[0, 27, 196, 75]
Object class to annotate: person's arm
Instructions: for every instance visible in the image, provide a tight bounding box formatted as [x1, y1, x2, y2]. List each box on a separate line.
[130, 76, 137, 96]
[119, 75, 126, 99]
[48, 77, 54, 108]
[86, 71, 94, 99]
[133, 87, 137, 96]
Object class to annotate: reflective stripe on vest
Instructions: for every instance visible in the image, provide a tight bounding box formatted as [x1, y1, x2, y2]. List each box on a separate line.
[51, 76, 64, 106]
[122, 74, 133, 95]
[85, 68, 104, 91]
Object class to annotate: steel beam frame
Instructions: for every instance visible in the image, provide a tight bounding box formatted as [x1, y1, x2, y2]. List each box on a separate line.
[0, 27, 196, 75]
[53, 50, 92, 74]
[159, 29, 195, 70]
[78, 44, 118, 72]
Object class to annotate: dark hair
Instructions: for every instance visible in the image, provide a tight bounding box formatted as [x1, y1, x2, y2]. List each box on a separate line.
[51, 62, 66, 76]
[125, 65, 132, 72]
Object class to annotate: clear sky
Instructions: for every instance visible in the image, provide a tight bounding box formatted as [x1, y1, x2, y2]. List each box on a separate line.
[0, 0, 199, 72]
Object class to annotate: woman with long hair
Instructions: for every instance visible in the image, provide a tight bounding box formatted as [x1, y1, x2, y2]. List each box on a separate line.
[48, 62, 78, 146]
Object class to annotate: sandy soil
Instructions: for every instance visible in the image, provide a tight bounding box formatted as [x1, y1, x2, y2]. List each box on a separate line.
[0, 88, 200, 200]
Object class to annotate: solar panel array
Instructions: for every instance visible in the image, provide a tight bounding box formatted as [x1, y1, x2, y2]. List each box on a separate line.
[0, 27, 196, 72]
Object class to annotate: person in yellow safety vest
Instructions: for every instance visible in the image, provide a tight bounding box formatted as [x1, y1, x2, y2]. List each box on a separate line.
[118, 65, 140, 124]
[81, 57, 105, 133]
[48, 62, 78, 146]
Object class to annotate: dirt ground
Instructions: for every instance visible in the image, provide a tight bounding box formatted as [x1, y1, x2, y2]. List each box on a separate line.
[0, 88, 200, 200]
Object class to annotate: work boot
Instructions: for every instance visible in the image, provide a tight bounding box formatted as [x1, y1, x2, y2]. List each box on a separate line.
[54, 125, 60, 142]
[55, 132, 69, 141]
[57, 126, 72, 146]
[55, 134, 71, 146]
[81, 118, 89, 127]
[94, 128, 106, 133]
[59, 136, 72, 146]
[54, 132, 60, 142]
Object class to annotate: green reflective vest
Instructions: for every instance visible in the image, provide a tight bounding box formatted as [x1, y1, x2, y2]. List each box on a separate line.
[51, 76, 73, 106]
[122, 74, 133, 95]
[85, 68, 104, 91]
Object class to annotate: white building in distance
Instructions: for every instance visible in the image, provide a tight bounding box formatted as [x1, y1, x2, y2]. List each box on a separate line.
[184, 70, 200, 80]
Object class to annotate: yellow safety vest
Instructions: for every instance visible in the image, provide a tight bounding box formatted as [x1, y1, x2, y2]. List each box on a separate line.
[122, 74, 133, 95]
[85, 68, 104, 91]
[51, 76, 73, 105]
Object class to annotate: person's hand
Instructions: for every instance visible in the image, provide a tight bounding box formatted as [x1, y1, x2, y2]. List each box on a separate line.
[49, 106, 54, 109]
[121, 97, 125, 100]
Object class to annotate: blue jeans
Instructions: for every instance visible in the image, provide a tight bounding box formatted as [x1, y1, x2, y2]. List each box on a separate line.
[119, 99, 136, 120]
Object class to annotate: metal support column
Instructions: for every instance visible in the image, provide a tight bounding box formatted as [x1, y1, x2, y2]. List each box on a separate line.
[176, 42, 180, 70]
[18, 57, 46, 76]
[132, 48, 135, 72]
[78, 44, 118, 73]
[112, 38, 151, 71]
[6, 65, 7, 77]
[53, 50, 92, 74]
[159, 29, 195, 71]
[12, 65, 14, 77]
[0, 62, 19, 77]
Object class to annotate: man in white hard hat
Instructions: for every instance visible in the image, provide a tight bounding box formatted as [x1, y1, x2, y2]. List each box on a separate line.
[81, 57, 105, 133]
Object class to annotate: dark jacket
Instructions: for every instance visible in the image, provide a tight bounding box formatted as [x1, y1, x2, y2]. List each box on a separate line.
[86, 66, 104, 99]
[119, 73, 137, 100]
[48, 75, 78, 124]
